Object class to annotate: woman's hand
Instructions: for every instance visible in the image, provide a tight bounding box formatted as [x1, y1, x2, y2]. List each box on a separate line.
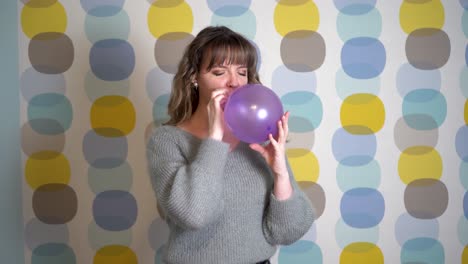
[207, 88, 229, 141]
[250, 112, 293, 200]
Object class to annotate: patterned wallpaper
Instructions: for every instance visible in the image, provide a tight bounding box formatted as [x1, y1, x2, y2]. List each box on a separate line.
[7, 0, 468, 263]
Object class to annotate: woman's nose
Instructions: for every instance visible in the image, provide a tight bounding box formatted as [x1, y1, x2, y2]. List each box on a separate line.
[227, 74, 239, 88]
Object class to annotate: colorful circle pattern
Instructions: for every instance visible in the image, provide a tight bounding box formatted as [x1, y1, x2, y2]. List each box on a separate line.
[333, 1, 385, 262]
[397, 1, 448, 262]
[20, 1, 76, 263]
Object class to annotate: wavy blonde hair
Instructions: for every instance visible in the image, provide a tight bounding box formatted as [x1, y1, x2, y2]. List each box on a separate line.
[165, 26, 261, 126]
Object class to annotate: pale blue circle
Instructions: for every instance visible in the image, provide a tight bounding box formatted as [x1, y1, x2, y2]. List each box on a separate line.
[336, 159, 381, 192]
[335, 218, 379, 249]
[20, 67, 66, 102]
[396, 63, 441, 98]
[341, 37, 386, 79]
[335, 68, 380, 100]
[395, 213, 439, 246]
[272, 65, 317, 96]
[334, 0, 376, 15]
[402, 89, 447, 130]
[300, 223, 317, 242]
[337, 8, 381, 42]
[210, 9, 256, 40]
[84, 70, 130, 102]
[146, 67, 173, 103]
[458, 126, 468, 161]
[460, 66, 468, 98]
[401, 238, 444, 264]
[207, 0, 251, 17]
[85, 9, 130, 43]
[461, 161, 468, 190]
[458, 215, 468, 245]
[340, 188, 385, 228]
[278, 240, 322, 264]
[280, 91, 322, 133]
[332, 128, 377, 166]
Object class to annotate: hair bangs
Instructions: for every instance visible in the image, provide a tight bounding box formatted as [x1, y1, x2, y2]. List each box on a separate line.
[204, 36, 256, 70]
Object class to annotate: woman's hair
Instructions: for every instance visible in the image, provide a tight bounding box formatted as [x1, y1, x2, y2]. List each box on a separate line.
[165, 26, 260, 126]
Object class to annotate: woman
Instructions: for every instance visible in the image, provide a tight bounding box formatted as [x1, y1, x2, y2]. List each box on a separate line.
[147, 26, 315, 264]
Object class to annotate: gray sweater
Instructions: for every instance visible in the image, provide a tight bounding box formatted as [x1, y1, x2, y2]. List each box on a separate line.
[146, 125, 315, 264]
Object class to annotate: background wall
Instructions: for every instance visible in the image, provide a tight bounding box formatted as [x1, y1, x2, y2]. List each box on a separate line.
[2, 0, 467, 263]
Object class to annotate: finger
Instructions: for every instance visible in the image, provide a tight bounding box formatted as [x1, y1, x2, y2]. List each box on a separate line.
[268, 133, 278, 148]
[249, 143, 266, 155]
[277, 119, 285, 143]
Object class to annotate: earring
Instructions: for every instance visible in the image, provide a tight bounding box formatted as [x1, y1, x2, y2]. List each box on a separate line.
[193, 82, 198, 91]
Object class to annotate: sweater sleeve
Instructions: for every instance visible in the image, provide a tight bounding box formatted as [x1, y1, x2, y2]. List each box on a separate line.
[262, 160, 316, 245]
[146, 127, 230, 230]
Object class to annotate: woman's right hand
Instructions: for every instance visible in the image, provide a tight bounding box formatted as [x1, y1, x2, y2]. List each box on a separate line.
[207, 88, 230, 141]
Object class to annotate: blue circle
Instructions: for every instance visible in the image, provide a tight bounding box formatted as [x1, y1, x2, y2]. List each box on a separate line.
[461, 161, 468, 190]
[395, 213, 439, 246]
[456, 126, 468, 161]
[396, 63, 441, 98]
[332, 128, 377, 166]
[462, 0, 468, 9]
[341, 37, 386, 79]
[90, 39, 135, 81]
[463, 11, 468, 38]
[464, 192, 468, 219]
[340, 188, 385, 228]
[401, 238, 444, 264]
[93, 190, 137, 231]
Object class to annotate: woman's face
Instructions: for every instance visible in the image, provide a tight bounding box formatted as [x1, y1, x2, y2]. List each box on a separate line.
[195, 57, 248, 105]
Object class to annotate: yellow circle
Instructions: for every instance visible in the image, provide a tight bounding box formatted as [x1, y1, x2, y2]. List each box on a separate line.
[21, 1, 67, 39]
[286, 148, 319, 182]
[398, 146, 442, 184]
[274, 0, 319, 37]
[90, 96, 136, 137]
[148, 0, 193, 38]
[462, 246, 468, 264]
[340, 242, 384, 264]
[341, 94, 385, 134]
[94, 245, 137, 264]
[399, 0, 444, 34]
[25, 151, 70, 190]
[464, 99, 468, 125]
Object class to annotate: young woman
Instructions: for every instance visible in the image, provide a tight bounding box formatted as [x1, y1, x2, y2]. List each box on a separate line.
[147, 26, 315, 264]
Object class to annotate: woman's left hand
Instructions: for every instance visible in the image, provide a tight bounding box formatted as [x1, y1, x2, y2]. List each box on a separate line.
[250, 112, 290, 180]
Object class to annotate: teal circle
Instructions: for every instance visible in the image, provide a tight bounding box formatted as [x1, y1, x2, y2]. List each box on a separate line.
[335, 218, 379, 249]
[281, 91, 323, 133]
[402, 89, 447, 130]
[337, 7, 381, 42]
[31, 243, 76, 264]
[401, 238, 444, 264]
[210, 9, 256, 40]
[278, 240, 322, 264]
[152, 94, 170, 126]
[461, 161, 468, 190]
[336, 68, 380, 100]
[458, 215, 468, 245]
[336, 159, 381, 192]
[461, 67, 468, 98]
[85, 9, 130, 43]
[27, 93, 73, 135]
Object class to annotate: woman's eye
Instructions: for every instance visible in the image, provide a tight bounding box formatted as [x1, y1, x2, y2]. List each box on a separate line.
[238, 71, 247, 76]
[212, 71, 224, 76]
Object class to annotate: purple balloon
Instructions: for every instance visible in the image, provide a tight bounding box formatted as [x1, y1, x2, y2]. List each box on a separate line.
[224, 84, 284, 143]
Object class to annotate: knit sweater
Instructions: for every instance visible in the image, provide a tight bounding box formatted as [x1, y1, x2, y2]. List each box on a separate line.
[146, 125, 315, 264]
